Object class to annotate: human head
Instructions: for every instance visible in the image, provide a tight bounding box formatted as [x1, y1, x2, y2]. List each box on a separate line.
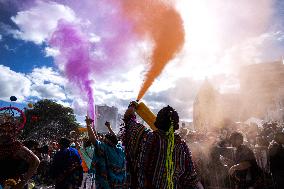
[229, 132, 244, 147]
[23, 140, 39, 151]
[42, 145, 49, 154]
[51, 141, 58, 150]
[0, 121, 19, 144]
[154, 105, 179, 132]
[83, 138, 92, 148]
[37, 145, 49, 154]
[218, 139, 230, 148]
[69, 130, 77, 140]
[59, 137, 71, 149]
[104, 133, 118, 147]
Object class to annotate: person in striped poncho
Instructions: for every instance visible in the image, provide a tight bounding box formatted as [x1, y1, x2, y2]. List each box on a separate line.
[122, 103, 204, 189]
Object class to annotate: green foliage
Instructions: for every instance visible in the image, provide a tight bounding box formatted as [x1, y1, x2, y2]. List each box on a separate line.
[21, 99, 80, 142]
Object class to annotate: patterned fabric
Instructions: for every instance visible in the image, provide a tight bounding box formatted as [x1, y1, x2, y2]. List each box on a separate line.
[80, 146, 94, 169]
[90, 140, 126, 189]
[122, 118, 199, 189]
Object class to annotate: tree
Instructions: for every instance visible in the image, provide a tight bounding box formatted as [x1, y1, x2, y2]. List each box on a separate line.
[21, 99, 80, 143]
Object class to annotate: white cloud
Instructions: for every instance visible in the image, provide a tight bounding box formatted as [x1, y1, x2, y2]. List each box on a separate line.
[0, 65, 87, 117]
[31, 83, 66, 100]
[11, 1, 77, 44]
[0, 34, 2, 41]
[218, 31, 284, 68]
[72, 98, 88, 116]
[4, 0, 283, 121]
[28, 67, 66, 86]
[89, 33, 101, 43]
[0, 65, 69, 102]
[44, 47, 60, 57]
[0, 63, 239, 120]
[173, 0, 277, 80]
[0, 65, 31, 102]
[56, 100, 72, 108]
[28, 67, 68, 100]
[142, 78, 202, 119]
[3, 44, 16, 52]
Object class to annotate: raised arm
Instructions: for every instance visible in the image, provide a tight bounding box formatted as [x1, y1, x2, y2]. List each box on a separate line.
[105, 121, 116, 136]
[86, 116, 97, 146]
[15, 146, 40, 188]
[123, 102, 136, 122]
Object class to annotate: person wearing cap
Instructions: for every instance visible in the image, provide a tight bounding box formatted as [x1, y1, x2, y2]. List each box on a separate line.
[122, 103, 203, 189]
[86, 118, 126, 189]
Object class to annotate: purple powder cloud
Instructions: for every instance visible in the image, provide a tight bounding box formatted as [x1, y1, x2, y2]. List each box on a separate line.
[48, 0, 136, 120]
[54, 0, 135, 74]
[49, 20, 95, 119]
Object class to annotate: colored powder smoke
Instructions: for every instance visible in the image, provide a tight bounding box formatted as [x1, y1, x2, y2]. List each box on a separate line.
[54, 0, 135, 75]
[49, 21, 95, 119]
[122, 0, 185, 100]
[48, 0, 184, 116]
[48, 0, 135, 120]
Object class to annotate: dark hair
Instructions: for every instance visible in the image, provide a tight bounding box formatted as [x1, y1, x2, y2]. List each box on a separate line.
[23, 140, 39, 149]
[83, 138, 92, 148]
[230, 132, 243, 142]
[59, 137, 71, 148]
[218, 139, 230, 147]
[154, 105, 179, 132]
[37, 145, 49, 154]
[105, 133, 118, 146]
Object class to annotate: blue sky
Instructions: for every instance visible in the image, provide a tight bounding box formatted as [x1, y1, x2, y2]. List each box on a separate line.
[0, 0, 284, 122]
[0, 36, 54, 73]
[0, 1, 54, 71]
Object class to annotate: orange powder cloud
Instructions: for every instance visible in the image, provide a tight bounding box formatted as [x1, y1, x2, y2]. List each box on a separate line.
[122, 0, 185, 100]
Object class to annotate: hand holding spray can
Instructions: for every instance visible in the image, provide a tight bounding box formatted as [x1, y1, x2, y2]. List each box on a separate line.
[133, 101, 157, 131]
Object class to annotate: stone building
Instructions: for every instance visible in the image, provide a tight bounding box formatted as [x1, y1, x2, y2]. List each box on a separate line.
[239, 61, 284, 121]
[193, 80, 223, 131]
[193, 61, 284, 131]
[95, 105, 118, 133]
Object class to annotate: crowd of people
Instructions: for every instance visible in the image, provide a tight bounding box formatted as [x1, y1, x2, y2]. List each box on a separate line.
[179, 121, 284, 189]
[0, 102, 284, 189]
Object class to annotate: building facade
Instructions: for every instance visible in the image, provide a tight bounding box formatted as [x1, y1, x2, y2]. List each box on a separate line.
[193, 61, 284, 131]
[95, 105, 118, 133]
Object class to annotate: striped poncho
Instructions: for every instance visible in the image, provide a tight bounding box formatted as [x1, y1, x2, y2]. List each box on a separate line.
[122, 117, 199, 189]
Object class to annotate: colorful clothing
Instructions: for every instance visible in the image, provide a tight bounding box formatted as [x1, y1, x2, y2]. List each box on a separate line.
[122, 117, 199, 189]
[80, 146, 94, 169]
[90, 140, 126, 189]
[51, 147, 83, 189]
